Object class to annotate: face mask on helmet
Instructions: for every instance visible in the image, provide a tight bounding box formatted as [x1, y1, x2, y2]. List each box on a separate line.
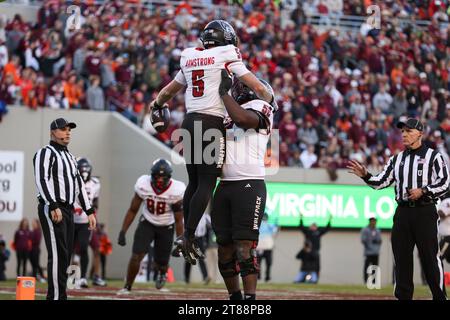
[231, 78, 276, 111]
[77, 158, 92, 182]
[151, 173, 170, 190]
[79, 167, 91, 182]
[150, 159, 173, 191]
[231, 79, 256, 105]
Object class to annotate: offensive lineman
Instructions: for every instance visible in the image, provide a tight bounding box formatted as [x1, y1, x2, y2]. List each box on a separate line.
[211, 70, 276, 300]
[117, 159, 185, 293]
[149, 20, 276, 264]
[73, 158, 106, 287]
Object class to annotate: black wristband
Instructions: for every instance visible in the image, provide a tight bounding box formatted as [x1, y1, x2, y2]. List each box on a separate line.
[85, 207, 95, 216]
[49, 202, 59, 211]
[362, 172, 372, 182]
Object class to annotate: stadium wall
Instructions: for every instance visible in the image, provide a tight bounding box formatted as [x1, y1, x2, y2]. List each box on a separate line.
[0, 2, 39, 23]
[0, 107, 439, 287]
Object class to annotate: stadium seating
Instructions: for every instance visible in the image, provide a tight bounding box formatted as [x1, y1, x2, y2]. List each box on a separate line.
[0, 0, 448, 171]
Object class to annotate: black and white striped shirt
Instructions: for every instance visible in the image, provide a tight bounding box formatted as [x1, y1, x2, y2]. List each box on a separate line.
[33, 140, 94, 214]
[363, 144, 449, 201]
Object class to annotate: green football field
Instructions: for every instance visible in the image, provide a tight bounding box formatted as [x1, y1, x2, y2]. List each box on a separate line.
[0, 280, 435, 300]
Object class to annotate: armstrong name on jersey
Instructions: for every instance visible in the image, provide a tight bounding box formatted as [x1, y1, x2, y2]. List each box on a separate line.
[74, 177, 100, 224]
[134, 175, 186, 226]
[184, 57, 216, 68]
[221, 99, 274, 181]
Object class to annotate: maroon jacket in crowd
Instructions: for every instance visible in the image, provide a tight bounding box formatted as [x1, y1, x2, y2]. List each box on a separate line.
[0, 83, 13, 104]
[14, 229, 31, 252]
[85, 54, 102, 76]
[30, 229, 42, 251]
[115, 65, 132, 85]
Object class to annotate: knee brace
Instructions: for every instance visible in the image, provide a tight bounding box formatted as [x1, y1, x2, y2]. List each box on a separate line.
[218, 259, 239, 279]
[236, 241, 259, 277]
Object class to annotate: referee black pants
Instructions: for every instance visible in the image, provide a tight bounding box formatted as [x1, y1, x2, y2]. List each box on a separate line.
[392, 204, 446, 300]
[38, 203, 74, 300]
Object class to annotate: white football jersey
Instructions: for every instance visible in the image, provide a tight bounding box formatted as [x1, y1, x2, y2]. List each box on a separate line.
[438, 197, 450, 236]
[74, 177, 100, 224]
[134, 175, 185, 226]
[221, 99, 274, 181]
[174, 44, 250, 118]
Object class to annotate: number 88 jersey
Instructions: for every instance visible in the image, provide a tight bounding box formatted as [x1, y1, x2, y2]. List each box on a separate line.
[174, 44, 250, 118]
[134, 175, 186, 226]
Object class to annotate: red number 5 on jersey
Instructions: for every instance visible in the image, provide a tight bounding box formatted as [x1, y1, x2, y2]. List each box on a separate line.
[192, 70, 205, 97]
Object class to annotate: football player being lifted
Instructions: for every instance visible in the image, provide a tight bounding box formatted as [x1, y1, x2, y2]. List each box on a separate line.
[149, 20, 276, 265]
[211, 70, 277, 300]
[117, 159, 185, 293]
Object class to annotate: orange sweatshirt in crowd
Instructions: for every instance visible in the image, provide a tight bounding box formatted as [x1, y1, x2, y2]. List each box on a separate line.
[99, 234, 112, 256]
[20, 78, 33, 102]
[23, 91, 38, 110]
[63, 82, 83, 107]
[3, 62, 21, 84]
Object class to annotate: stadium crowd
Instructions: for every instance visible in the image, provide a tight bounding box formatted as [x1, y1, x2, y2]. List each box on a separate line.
[0, 0, 449, 174]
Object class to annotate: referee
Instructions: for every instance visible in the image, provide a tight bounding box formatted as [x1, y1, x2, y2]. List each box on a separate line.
[348, 118, 449, 300]
[33, 118, 96, 300]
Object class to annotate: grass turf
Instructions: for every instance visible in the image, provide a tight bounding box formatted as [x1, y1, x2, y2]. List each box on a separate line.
[0, 280, 434, 300]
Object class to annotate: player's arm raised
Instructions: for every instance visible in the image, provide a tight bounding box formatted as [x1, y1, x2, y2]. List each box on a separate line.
[219, 70, 260, 129]
[238, 72, 274, 104]
[150, 71, 186, 110]
[118, 193, 143, 246]
[225, 47, 276, 109]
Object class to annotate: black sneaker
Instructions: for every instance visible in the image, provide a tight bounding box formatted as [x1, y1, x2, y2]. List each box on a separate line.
[155, 272, 167, 290]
